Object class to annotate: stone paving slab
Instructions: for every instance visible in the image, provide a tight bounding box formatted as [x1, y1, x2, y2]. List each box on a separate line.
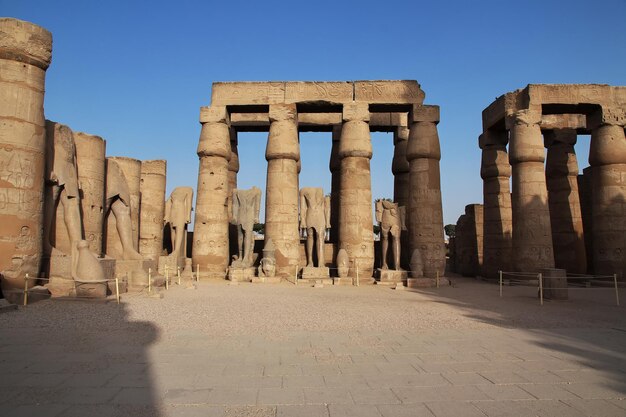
[1, 277, 625, 416]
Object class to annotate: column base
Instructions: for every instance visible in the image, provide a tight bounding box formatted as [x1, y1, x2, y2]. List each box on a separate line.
[228, 266, 256, 282]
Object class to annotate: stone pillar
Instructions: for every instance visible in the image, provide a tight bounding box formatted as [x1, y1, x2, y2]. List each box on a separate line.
[578, 167, 594, 273]
[392, 126, 410, 268]
[193, 106, 231, 276]
[74, 132, 106, 256]
[0, 18, 52, 293]
[479, 132, 512, 278]
[545, 129, 586, 274]
[329, 125, 341, 244]
[106, 157, 141, 259]
[265, 104, 300, 275]
[508, 110, 554, 271]
[228, 128, 239, 258]
[406, 105, 445, 278]
[139, 160, 166, 260]
[338, 103, 374, 279]
[588, 109, 626, 279]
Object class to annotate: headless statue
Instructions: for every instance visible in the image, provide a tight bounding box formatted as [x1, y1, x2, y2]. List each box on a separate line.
[43, 122, 83, 279]
[164, 187, 193, 260]
[299, 188, 330, 267]
[105, 159, 142, 260]
[231, 187, 261, 267]
[375, 200, 406, 270]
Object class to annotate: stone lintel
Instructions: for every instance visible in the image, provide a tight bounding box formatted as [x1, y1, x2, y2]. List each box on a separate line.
[211, 82, 286, 106]
[285, 82, 353, 104]
[409, 105, 439, 124]
[354, 80, 424, 104]
[587, 107, 626, 129]
[540, 114, 586, 131]
[199, 106, 229, 124]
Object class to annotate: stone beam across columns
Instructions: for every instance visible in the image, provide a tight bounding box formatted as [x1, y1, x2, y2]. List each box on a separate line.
[479, 131, 512, 278]
[193, 106, 231, 277]
[265, 104, 300, 275]
[545, 129, 586, 274]
[507, 109, 554, 272]
[338, 103, 375, 280]
[406, 105, 446, 278]
[588, 108, 626, 279]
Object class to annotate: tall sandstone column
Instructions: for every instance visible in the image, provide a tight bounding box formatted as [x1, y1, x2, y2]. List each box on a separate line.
[392, 126, 410, 268]
[338, 103, 374, 279]
[139, 160, 166, 260]
[545, 129, 586, 274]
[74, 132, 106, 256]
[329, 125, 341, 243]
[406, 105, 445, 278]
[265, 104, 300, 275]
[588, 108, 626, 279]
[508, 110, 554, 271]
[479, 132, 512, 278]
[0, 18, 52, 291]
[193, 106, 231, 276]
[106, 157, 141, 258]
[228, 129, 239, 257]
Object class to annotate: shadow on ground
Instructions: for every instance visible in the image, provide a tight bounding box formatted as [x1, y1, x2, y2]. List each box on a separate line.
[0, 298, 161, 417]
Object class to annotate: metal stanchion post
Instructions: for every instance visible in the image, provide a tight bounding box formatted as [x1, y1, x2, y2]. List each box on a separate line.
[499, 270, 503, 297]
[177, 266, 181, 285]
[436, 271, 440, 288]
[614, 274, 620, 306]
[356, 261, 359, 287]
[196, 264, 200, 282]
[295, 264, 298, 285]
[115, 276, 120, 304]
[165, 265, 169, 290]
[538, 272, 543, 306]
[148, 268, 152, 293]
[23, 274, 29, 306]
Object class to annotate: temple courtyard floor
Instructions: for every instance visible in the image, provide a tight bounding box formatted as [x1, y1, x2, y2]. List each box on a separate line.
[0, 276, 625, 417]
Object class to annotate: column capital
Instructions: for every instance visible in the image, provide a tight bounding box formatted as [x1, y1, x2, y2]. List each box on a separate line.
[269, 103, 297, 122]
[544, 128, 577, 147]
[588, 107, 626, 129]
[199, 106, 229, 124]
[0, 18, 52, 70]
[478, 130, 508, 149]
[197, 122, 231, 159]
[393, 126, 409, 145]
[505, 109, 541, 129]
[480, 146, 511, 180]
[343, 103, 370, 122]
[409, 105, 439, 124]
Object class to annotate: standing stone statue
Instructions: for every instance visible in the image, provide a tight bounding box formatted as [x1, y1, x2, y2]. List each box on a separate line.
[299, 188, 330, 267]
[231, 187, 261, 268]
[375, 199, 406, 270]
[43, 122, 83, 278]
[164, 187, 194, 261]
[104, 159, 143, 260]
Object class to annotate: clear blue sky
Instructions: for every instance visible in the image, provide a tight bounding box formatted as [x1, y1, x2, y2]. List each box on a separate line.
[3, 0, 625, 228]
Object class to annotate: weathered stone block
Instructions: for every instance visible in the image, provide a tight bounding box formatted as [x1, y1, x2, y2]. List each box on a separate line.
[342, 103, 370, 122]
[199, 106, 229, 124]
[211, 82, 286, 105]
[301, 266, 330, 279]
[228, 266, 255, 282]
[354, 80, 424, 104]
[376, 269, 408, 282]
[409, 105, 440, 123]
[285, 82, 353, 103]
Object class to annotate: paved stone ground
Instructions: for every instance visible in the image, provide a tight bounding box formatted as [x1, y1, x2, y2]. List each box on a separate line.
[0, 276, 625, 417]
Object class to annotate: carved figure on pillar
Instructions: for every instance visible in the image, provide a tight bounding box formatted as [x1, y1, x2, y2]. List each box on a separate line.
[231, 187, 261, 268]
[43, 122, 83, 278]
[164, 187, 194, 261]
[105, 159, 143, 260]
[375, 200, 406, 271]
[299, 187, 330, 267]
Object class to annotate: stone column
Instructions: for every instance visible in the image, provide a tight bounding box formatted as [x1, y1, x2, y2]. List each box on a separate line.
[265, 104, 300, 275]
[392, 126, 410, 268]
[406, 105, 445, 278]
[338, 103, 374, 279]
[193, 106, 231, 276]
[74, 132, 106, 256]
[228, 128, 239, 258]
[0, 18, 52, 293]
[588, 109, 626, 279]
[329, 125, 341, 244]
[479, 131, 512, 278]
[508, 110, 554, 271]
[139, 160, 166, 260]
[105, 157, 142, 259]
[545, 129, 586, 274]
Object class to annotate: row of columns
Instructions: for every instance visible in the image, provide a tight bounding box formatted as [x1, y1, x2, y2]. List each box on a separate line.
[193, 103, 446, 279]
[480, 108, 626, 279]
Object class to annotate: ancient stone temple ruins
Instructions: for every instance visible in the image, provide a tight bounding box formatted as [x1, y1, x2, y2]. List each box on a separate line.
[453, 84, 626, 281]
[193, 81, 446, 282]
